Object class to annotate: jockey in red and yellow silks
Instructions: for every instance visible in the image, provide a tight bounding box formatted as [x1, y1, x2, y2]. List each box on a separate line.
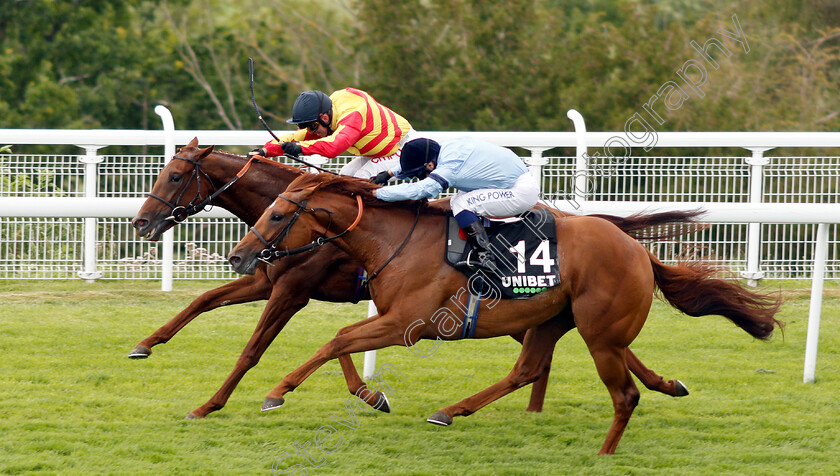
[258, 88, 415, 179]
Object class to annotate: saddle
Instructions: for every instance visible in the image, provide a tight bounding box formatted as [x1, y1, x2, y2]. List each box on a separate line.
[444, 208, 561, 300]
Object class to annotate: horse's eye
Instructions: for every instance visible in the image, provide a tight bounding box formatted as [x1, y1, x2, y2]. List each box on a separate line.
[170, 174, 182, 183]
[271, 213, 283, 222]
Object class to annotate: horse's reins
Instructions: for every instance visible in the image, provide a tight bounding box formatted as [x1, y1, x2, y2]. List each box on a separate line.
[252, 194, 421, 284]
[148, 155, 259, 223]
[366, 205, 420, 283]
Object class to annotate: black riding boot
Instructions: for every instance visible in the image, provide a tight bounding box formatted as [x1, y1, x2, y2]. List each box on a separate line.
[454, 220, 499, 274]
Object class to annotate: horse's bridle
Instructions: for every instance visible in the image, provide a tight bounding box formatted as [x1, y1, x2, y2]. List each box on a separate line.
[253, 194, 364, 263]
[252, 193, 421, 284]
[148, 155, 258, 223]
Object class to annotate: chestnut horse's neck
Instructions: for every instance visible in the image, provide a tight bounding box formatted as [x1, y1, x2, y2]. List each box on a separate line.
[309, 192, 447, 283]
[200, 152, 305, 226]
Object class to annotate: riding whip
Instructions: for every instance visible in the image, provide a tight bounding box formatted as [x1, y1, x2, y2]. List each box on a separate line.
[249, 57, 281, 142]
[248, 57, 336, 174]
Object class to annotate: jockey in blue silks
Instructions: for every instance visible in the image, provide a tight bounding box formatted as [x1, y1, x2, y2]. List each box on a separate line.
[373, 137, 539, 272]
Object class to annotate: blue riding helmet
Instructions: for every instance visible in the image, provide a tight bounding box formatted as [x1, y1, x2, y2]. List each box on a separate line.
[396, 138, 441, 179]
[287, 91, 332, 125]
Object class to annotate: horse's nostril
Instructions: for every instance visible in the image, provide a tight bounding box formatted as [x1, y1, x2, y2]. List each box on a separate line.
[133, 218, 148, 229]
[229, 255, 241, 266]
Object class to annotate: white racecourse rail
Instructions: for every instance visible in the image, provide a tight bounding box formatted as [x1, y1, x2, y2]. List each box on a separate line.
[0, 107, 838, 382]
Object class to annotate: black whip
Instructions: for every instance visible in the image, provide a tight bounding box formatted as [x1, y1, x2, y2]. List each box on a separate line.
[248, 58, 336, 174]
[249, 57, 280, 142]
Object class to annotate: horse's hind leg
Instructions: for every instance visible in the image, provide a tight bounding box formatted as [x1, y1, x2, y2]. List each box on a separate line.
[429, 316, 574, 425]
[509, 329, 554, 413]
[511, 330, 685, 413]
[129, 272, 272, 358]
[526, 352, 551, 412]
[586, 344, 639, 455]
[524, 347, 689, 414]
[512, 343, 686, 414]
[575, 290, 648, 454]
[626, 349, 689, 397]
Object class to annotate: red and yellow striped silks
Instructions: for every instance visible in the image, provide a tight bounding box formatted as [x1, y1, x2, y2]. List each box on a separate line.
[263, 88, 411, 159]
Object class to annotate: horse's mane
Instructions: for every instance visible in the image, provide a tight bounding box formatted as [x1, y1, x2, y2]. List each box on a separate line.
[285, 172, 444, 214]
[206, 149, 307, 180]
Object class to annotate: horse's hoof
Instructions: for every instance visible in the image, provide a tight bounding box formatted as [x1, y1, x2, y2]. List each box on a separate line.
[261, 397, 285, 412]
[128, 345, 151, 359]
[373, 391, 391, 413]
[426, 411, 452, 426]
[184, 412, 202, 420]
[674, 379, 689, 397]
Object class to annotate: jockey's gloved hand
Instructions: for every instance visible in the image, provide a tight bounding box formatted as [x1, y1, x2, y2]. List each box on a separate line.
[249, 147, 267, 157]
[281, 141, 302, 158]
[370, 171, 391, 185]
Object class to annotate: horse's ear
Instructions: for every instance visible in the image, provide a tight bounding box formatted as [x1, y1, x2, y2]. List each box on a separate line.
[186, 137, 199, 148]
[298, 184, 321, 199]
[197, 145, 215, 159]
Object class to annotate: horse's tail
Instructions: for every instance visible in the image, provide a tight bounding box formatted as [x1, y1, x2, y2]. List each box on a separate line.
[647, 250, 783, 340]
[591, 209, 708, 242]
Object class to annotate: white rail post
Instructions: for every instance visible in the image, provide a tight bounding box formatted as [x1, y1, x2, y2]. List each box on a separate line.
[803, 223, 829, 383]
[76, 145, 104, 283]
[742, 147, 772, 286]
[327, 150, 378, 378]
[524, 148, 549, 196]
[155, 105, 176, 292]
[363, 300, 377, 379]
[566, 109, 588, 206]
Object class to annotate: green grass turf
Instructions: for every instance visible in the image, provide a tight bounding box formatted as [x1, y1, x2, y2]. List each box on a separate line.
[0, 280, 838, 475]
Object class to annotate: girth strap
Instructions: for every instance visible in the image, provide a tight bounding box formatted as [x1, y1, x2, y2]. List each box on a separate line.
[460, 275, 482, 339]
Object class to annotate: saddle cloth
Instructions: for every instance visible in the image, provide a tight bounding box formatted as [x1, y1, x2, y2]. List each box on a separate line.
[444, 208, 561, 299]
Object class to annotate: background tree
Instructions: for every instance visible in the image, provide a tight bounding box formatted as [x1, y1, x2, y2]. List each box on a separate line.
[0, 0, 837, 135]
[352, 0, 840, 133]
[0, 0, 183, 130]
[157, 0, 360, 131]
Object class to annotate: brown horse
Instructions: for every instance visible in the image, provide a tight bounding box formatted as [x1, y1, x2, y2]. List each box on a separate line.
[130, 138, 694, 418]
[227, 173, 783, 455]
[131, 138, 391, 418]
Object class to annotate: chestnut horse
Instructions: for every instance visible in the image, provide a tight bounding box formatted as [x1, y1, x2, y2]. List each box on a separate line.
[132, 138, 387, 418]
[227, 173, 782, 455]
[131, 138, 694, 419]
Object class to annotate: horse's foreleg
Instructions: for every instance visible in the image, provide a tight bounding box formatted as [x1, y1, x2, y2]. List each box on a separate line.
[626, 348, 689, 397]
[262, 314, 403, 411]
[430, 318, 573, 425]
[335, 313, 391, 412]
[509, 331, 552, 413]
[186, 290, 309, 419]
[129, 272, 272, 358]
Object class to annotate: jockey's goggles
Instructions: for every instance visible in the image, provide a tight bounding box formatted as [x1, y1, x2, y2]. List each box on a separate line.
[396, 163, 432, 180]
[299, 121, 320, 133]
